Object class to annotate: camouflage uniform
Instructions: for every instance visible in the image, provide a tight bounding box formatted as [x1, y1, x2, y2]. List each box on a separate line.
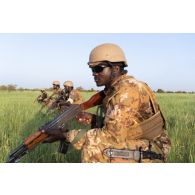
[50, 88, 62, 100]
[46, 88, 62, 108]
[67, 74, 171, 163]
[67, 89, 84, 104]
[59, 89, 70, 102]
[37, 91, 48, 103]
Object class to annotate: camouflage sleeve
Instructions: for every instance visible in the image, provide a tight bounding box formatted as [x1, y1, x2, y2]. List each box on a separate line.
[154, 131, 171, 160]
[68, 90, 83, 104]
[48, 92, 55, 99]
[66, 128, 107, 150]
[37, 95, 41, 99]
[66, 83, 145, 150]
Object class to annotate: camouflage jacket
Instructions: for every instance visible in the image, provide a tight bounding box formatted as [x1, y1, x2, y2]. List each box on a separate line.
[49, 88, 62, 100]
[67, 74, 171, 162]
[37, 91, 48, 102]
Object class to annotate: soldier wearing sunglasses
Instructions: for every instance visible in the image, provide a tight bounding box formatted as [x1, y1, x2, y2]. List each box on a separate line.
[45, 43, 171, 163]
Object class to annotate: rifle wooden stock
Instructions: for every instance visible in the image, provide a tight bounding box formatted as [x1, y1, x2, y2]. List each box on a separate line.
[80, 90, 105, 110]
[24, 131, 48, 149]
[7, 90, 105, 162]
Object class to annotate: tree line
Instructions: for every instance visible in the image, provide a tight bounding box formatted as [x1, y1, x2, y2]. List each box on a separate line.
[0, 84, 97, 92]
[156, 89, 195, 94]
[0, 84, 194, 93]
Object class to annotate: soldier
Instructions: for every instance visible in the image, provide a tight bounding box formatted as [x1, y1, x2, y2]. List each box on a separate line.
[62, 81, 84, 104]
[45, 43, 171, 163]
[45, 80, 62, 109]
[36, 89, 48, 104]
[49, 80, 61, 100]
[50, 81, 84, 111]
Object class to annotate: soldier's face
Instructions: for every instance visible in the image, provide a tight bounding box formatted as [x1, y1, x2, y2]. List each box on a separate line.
[53, 84, 57, 89]
[91, 64, 112, 86]
[53, 84, 59, 89]
[64, 86, 72, 92]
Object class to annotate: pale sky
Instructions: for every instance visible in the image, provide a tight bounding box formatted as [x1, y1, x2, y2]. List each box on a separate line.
[0, 33, 194, 91]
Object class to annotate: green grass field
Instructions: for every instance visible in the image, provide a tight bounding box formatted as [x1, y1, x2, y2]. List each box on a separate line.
[0, 91, 194, 163]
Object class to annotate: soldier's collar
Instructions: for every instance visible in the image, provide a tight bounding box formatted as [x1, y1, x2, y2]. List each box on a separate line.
[104, 74, 135, 94]
[110, 74, 131, 88]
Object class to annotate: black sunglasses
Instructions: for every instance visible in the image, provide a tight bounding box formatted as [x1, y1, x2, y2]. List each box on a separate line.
[90, 62, 112, 73]
[91, 65, 110, 73]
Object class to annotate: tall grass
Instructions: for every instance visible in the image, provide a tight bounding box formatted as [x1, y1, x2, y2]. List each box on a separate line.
[157, 93, 195, 162]
[0, 91, 194, 163]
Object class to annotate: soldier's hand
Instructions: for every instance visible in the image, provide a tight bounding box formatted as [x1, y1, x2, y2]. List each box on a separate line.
[75, 112, 93, 125]
[42, 136, 61, 143]
[42, 128, 68, 143]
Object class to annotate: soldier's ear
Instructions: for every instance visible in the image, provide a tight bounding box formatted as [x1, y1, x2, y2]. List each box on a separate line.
[112, 65, 120, 73]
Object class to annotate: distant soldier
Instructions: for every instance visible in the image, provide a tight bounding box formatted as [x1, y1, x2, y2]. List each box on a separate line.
[36, 89, 48, 104]
[49, 80, 62, 100]
[63, 81, 84, 104]
[57, 81, 84, 110]
[46, 80, 62, 109]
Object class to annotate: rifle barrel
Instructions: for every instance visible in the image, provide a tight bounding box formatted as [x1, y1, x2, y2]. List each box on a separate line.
[6, 144, 28, 163]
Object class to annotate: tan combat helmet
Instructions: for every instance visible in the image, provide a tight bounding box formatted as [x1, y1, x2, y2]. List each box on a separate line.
[63, 81, 73, 87]
[88, 43, 128, 67]
[52, 80, 60, 85]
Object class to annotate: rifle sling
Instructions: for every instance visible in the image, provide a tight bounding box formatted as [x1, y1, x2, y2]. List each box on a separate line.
[71, 129, 88, 144]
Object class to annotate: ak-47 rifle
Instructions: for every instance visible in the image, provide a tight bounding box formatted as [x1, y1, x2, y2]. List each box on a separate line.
[6, 91, 105, 163]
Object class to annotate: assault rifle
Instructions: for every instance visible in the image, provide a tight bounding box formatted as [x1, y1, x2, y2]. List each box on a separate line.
[6, 91, 105, 163]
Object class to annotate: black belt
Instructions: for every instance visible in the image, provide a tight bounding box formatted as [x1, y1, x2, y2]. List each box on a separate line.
[103, 148, 164, 162]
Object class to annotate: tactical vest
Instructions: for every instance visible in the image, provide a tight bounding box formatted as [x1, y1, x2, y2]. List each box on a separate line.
[102, 77, 166, 141]
[125, 82, 166, 140]
[72, 79, 167, 163]
[101, 79, 167, 162]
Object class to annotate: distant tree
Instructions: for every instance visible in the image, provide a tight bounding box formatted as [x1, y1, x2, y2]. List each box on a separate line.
[166, 91, 173, 93]
[156, 89, 165, 93]
[7, 84, 17, 91]
[47, 87, 53, 91]
[86, 88, 97, 92]
[76, 86, 84, 91]
[0, 85, 7, 90]
[18, 87, 24, 91]
[175, 91, 187, 93]
[32, 88, 40, 91]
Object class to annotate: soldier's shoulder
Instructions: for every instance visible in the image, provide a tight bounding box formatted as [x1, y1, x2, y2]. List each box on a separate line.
[69, 89, 77, 97]
[117, 75, 154, 97]
[71, 89, 81, 94]
[117, 75, 142, 89]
